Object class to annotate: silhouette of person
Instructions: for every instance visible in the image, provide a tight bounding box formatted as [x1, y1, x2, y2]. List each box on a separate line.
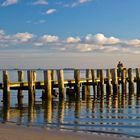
[117, 61, 123, 77]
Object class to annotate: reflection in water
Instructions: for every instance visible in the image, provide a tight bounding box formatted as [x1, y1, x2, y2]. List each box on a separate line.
[43, 100, 52, 124]
[28, 103, 36, 124]
[2, 106, 10, 122]
[58, 99, 65, 124]
[1, 93, 140, 138]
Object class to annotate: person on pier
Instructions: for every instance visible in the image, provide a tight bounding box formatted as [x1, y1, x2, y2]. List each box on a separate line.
[117, 61, 123, 77]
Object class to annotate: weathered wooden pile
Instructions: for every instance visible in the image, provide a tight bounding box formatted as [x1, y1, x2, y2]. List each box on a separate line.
[1, 68, 140, 107]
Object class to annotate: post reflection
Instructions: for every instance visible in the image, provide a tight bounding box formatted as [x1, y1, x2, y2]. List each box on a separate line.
[74, 100, 81, 119]
[2, 105, 10, 122]
[58, 99, 65, 123]
[1, 88, 140, 138]
[43, 99, 52, 124]
[86, 98, 92, 113]
[28, 103, 36, 124]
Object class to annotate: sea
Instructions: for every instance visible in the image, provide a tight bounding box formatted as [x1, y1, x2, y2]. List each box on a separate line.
[0, 69, 140, 139]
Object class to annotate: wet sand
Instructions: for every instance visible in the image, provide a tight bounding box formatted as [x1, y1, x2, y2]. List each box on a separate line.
[0, 123, 136, 140]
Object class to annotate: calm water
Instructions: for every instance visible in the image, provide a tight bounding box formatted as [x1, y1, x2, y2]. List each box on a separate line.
[0, 70, 140, 138]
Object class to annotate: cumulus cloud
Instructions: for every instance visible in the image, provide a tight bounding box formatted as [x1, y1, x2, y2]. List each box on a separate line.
[0, 30, 34, 47]
[44, 9, 57, 15]
[66, 37, 81, 43]
[1, 0, 18, 7]
[85, 33, 120, 45]
[1, 29, 140, 54]
[13, 32, 34, 43]
[32, 0, 48, 5]
[126, 39, 140, 47]
[34, 34, 59, 46]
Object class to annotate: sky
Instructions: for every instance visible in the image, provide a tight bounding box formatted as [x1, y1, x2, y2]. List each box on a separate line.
[0, 0, 140, 69]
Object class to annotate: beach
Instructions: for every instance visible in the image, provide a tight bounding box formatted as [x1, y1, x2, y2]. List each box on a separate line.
[0, 123, 135, 140]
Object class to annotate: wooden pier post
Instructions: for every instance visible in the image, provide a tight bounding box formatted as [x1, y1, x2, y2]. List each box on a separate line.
[121, 68, 127, 96]
[136, 68, 140, 97]
[97, 69, 101, 99]
[106, 69, 112, 98]
[100, 69, 104, 100]
[33, 70, 36, 94]
[85, 69, 91, 99]
[51, 70, 56, 95]
[17, 70, 24, 106]
[128, 68, 134, 96]
[44, 70, 52, 99]
[57, 69, 65, 98]
[51, 70, 56, 81]
[66, 88, 75, 100]
[3, 71, 10, 108]
[82, 85, 86, 100]
[91, 69, 96, 99]
[111, 69, 118, 98]
[74, 69, 80, 99]
[27, 70, 35, 105]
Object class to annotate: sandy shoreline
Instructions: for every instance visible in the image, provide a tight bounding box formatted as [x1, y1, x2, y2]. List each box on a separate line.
[0, 123, 137, 140]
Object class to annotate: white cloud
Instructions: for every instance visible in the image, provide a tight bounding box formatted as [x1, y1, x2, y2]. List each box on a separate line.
[66, 37, 81, 43]
[0, 30, 34, 47]
[35, 34, 59, 46]
[1, 0, 18, 7]
[26, 19, 46, 24]
[1, 29, 140, 54]
[45, 9, 57, 15]
[85, 33, 120, 45]
[0, 29, 5, 39]
[126, 39, 140, 47]
[13, 32, 34, 43]
[32, 0, 48, 5]
[79, 0, 91, 4]
[64, 0, 92, 7]
[41, 34, 59, 43]
[76, 44, 94, 52]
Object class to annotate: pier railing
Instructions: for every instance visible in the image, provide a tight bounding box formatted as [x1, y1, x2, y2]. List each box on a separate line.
[1, 68, 140, 107]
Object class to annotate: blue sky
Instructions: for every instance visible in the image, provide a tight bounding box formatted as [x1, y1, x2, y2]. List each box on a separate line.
[0, 0, 140, 69]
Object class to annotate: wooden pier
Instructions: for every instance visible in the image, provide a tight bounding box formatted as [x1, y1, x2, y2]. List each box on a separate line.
[0, 68, 139, 107]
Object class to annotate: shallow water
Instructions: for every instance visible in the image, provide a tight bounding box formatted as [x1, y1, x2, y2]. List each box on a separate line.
[0, 70, 140, 138]
[0, 94, 140, 138]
